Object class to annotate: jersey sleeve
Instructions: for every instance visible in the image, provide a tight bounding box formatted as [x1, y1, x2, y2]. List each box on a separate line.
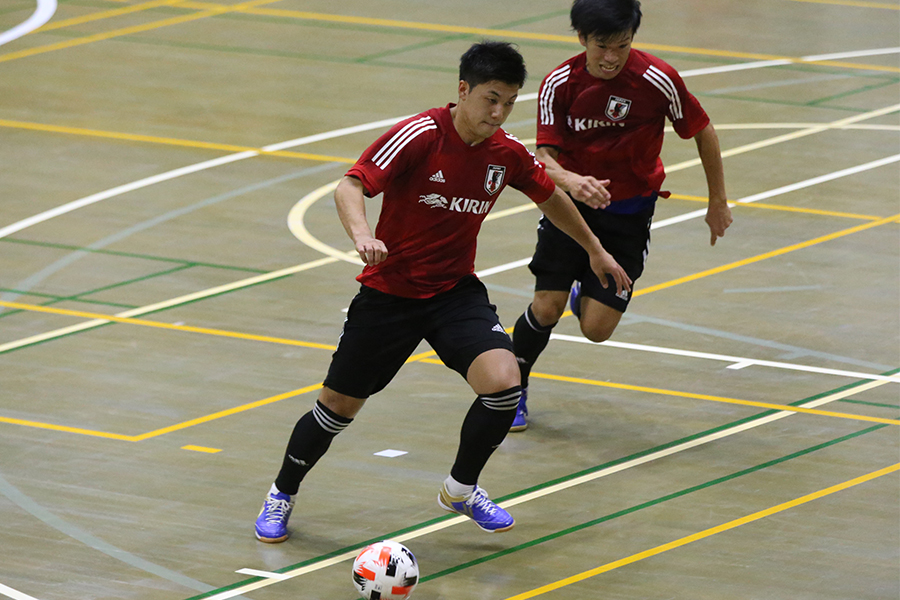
[646, 60, 709, 139]
[345, 114, 438, 196]
[504, 133, 557, 204]
[535, 63, 572, 149]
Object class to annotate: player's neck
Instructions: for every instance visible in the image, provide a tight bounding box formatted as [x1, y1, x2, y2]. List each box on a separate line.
[449, 105, 489, 146]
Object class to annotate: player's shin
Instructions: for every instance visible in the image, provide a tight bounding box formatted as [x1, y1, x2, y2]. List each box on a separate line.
[450, 386, 521, 485]
[512, 304, 556, 388]
[274, 400, 353, 495]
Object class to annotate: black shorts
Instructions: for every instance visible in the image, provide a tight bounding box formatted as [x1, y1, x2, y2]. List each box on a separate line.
[528, 200, 654, 313]
[323, 275, 513, 399]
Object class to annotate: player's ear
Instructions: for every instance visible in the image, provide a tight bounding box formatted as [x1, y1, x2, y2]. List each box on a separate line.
[458, 79, 470, 100]
[577, 33, 589, 49]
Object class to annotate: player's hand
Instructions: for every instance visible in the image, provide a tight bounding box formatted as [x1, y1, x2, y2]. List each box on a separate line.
[568, 175, 612, 209]
[706, 199, 733, 246]
[589, 249, 632, 296]
[355, 237, 388, 265]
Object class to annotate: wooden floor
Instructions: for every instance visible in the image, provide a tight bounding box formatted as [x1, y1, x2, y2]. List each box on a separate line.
[1, 1, 898, 599]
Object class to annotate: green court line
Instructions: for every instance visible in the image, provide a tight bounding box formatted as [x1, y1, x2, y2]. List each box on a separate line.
[494, 9, 571, 28]
[356, 34, 473, 63]
[0, 288, 138, 310]
[65, 263, 194, 298]
[0, 263, 192, 321]
[0, 237, 268, 274]
[420, 422, 892, 583]
[355, 9, 570, 64]
[0, 5, 33, 18]
[182, 373, 897, 600]
[31, 15, 900, 83]
[0, 264, 306, 356]
[697, 91, 880, 113]
[807, 78, 900, 106]
[840, 398, 900, 410]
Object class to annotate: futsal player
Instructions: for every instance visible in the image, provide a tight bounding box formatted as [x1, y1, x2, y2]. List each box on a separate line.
[509, 0, 733, 431]
[254, 40, 628, 542]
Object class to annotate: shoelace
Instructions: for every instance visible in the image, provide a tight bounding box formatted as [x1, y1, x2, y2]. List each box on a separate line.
[467, 489, 497, 516]
[264, 496, 292, 523]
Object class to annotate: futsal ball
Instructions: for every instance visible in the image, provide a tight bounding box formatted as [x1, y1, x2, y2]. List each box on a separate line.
[352, 540, 419, 600]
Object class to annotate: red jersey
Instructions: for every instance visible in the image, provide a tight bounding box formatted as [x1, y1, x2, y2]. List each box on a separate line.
[346, 104, 556, 298]
[537, 49, 709, 203]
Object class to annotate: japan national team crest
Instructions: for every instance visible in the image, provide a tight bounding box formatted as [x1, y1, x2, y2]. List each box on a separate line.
[605, 95, 632, 121]
[484, 164, 506, 195]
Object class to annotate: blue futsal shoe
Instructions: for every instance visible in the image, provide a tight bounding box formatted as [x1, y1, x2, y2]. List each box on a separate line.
[438, 484, 515, 533]
[569, 280, 582, 319]
[255, 488, 294, 543]
[509, 387, 528, 432]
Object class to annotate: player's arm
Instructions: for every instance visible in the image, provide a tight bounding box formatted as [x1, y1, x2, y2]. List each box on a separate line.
[334, 175, 388, 265]
[537, 187, 632, 295]
[694, 123, 733, 246]
[535, 146, 612, 209]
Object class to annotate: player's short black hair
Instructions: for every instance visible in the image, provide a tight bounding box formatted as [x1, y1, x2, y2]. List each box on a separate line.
[570, 0, 642, 41]
[459, 41, 527, 89]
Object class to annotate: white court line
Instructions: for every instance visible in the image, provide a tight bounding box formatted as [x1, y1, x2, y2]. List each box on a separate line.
[209, 379, 892, 600]
[234, 569, 291, 580]
[0, 0, 57, 47]
[667, 46, 900, 78]
[805, 47, 900, 61]
[288, 105, 900, 265]
[0, 256, 341, 354]
[0, 582, 41, 600]
[3, 48, 896, 240]
[551, 334, 900, 383]
[652, 152, 900, 229]
[0, 152, 258, 240]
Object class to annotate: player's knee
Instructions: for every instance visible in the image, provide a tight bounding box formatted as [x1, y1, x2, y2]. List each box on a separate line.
[530, 298, 565, 327]
[489, 360, 521, 392]
[580, 322, 615, 344]
[319, 387, 367, 419]
[468, 349, 520, 394]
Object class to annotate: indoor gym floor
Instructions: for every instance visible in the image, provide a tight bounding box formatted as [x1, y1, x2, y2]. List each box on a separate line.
[0, 0, 898, 599]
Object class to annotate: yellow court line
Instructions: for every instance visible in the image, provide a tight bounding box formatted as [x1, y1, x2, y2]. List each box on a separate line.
[418, 357, 899, 426]
[0, 415, 136, 441]
[177, 3, 899, 73]
[3, 213, 898, 440]
[132, 382, 322, 440]
[0, 119, 355, 163]
[181, 444, 221, 453]
[789, 0, 900, 9]
[528, 370, 900, 426]
[0, 300, 338, 351]
[5, 1, 897, 73]
[0, 0, 282, 64]
[0, 383, 323, 442]
[667, 193, 884, 221]
[503, 462, 900, 600]
[36, 0, 187, 32]
[636, 213, 900, 297]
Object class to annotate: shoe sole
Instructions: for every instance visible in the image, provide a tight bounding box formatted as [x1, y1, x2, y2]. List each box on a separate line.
[509, 422, 527, 432]
[255, 530, 289, 543]
[437, 494, 515, 533]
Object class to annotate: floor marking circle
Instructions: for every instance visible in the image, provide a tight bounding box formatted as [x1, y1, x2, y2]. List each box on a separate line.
[0, 0, 56, 47]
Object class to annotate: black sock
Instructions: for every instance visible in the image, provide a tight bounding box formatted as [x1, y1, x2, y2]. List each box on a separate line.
[512, 304, 556, 388]
[450, 386, 521, 485]
[274, 400, 353, 495]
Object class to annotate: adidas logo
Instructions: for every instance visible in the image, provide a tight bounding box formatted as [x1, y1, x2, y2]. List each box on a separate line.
[491, 324, 505, 333]
[429, 170, 446, 183]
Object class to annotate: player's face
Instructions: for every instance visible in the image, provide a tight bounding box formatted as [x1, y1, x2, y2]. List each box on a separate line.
[454, 80, 519, 145]
[579, 31, 633, 80]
